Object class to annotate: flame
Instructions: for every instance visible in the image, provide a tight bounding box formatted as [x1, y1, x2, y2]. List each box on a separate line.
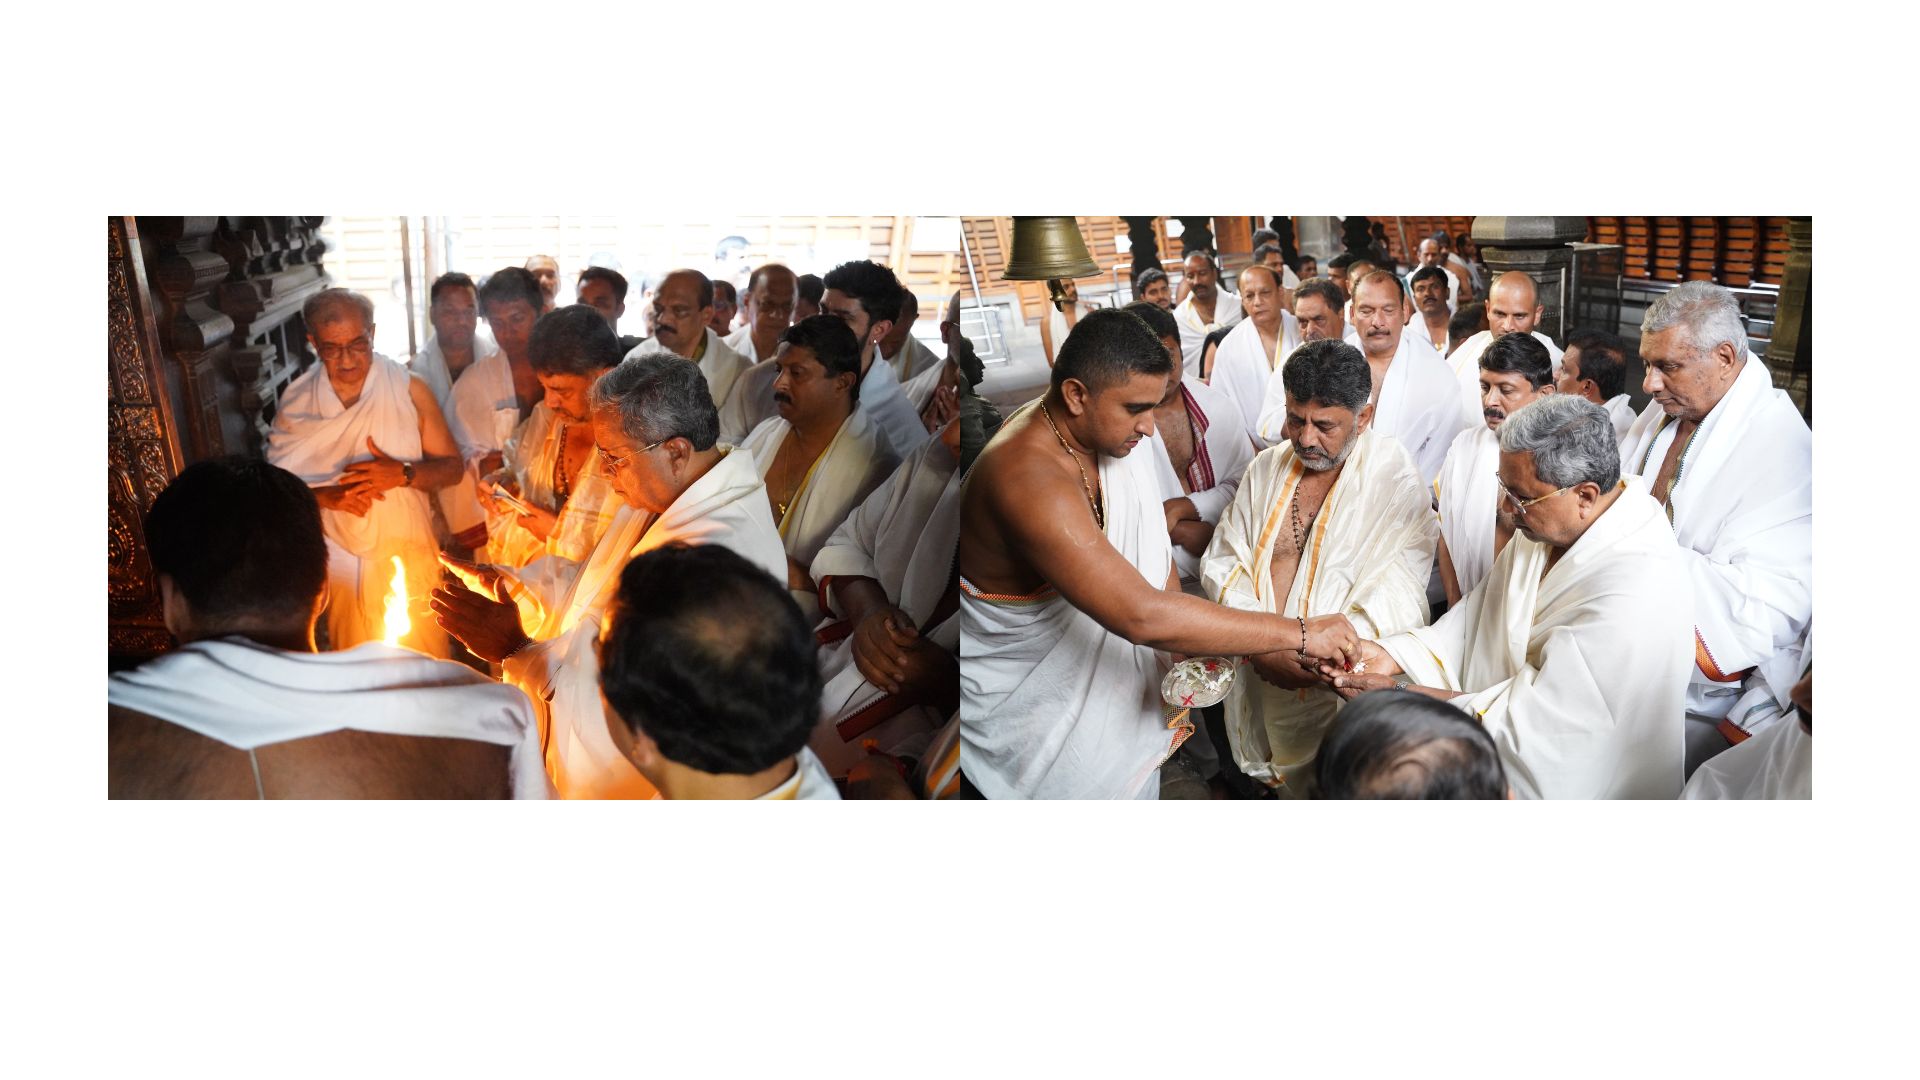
[382, 555, 411, 646]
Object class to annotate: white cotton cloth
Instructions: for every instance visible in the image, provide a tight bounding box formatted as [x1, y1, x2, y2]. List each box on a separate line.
[108, 636, 548, 798]
[1617, 357, 1811, 733]
[885, 334, 943, 387]
[959, 436, 1184, 799]
[1602, 394, 1637, 446]
[1381, 478, 1693, 799]
[266, 353, 444, 656]
[409, 332, 499, 539]
[810, 436, 962, 777]
[739, 407, 899, 622]
[719, 358, 780, 445]
[1209, 314, 1302, 447]
[1434, 423, 1504, 601]
[1201, 430, 1436, 791]
[625, 327, 753, 411]
[1174, 288, 1244, 371]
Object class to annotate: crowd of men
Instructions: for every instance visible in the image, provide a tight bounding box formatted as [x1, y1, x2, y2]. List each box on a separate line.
[960, 228, 1812, 800]
[110, 253, 983, 800]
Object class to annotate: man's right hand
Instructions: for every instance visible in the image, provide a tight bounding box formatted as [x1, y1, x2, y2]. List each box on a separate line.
[1303, 613, 1361, 667]
[853, 606, 930, 696]
[477, 450, 506, 477]
[437, 551, 506, 597]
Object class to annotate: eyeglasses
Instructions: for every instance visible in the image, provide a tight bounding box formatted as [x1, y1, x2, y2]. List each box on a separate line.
[315, 335, 373, 363]
[596, 439, 664, 474]
[1494, 475, 1575, 517]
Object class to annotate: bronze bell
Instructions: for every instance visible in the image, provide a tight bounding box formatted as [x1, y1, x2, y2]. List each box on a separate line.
[1002, 216, 1099, 311]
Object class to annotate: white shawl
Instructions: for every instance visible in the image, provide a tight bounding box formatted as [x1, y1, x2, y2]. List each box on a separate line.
[501, 448, 788, 799]
[1201, 430, 1436, 790]
[886, 334, 944, 387]
[1209, 313, 1302, 447]
[1603, 394, 1637, 446]
[859, 354, 934, 460]
[1617, 357, 1811, 731]
[1434, 423, 1503, 601]
[719, 358, 780, 445]
[109, 637, 548, 798]
[1174, 288, 1243, 371]
[959, 439, 1183, 799]
[1362, 327, 1472, 492]
[1381, 478, 1693, 799]
[625, 327, 753, 410]
[1143, 375, 1255, 590]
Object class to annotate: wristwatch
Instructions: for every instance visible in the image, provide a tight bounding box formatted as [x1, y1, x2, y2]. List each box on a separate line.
[400, 461, 415, 487]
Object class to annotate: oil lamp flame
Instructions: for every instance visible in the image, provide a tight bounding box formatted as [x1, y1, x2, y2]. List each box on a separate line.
[381, 555, 410, 646]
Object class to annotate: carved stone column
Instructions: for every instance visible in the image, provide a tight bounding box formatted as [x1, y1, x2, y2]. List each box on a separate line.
[1174, 216, 1214, 256]
[1470, 216, 1589, 347]
[1764, 217, 1811, 422]
[109, 217, 188, 667]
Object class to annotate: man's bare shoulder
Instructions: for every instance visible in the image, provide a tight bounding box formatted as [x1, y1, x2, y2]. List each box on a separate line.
[968, 412, 1085, 518]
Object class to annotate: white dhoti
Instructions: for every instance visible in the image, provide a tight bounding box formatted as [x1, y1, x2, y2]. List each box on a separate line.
[1201, 430, 1436, 792]
[810, 437, 962, 778]
[266, 354, 446, 658]
[1380, 478, 1694, 799]
[959, 441, 1186, 799]
[108, 636, 548, 798]
[1434, 424, 1503, 600]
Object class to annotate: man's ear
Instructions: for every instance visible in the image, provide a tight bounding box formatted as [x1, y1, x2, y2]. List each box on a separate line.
[867, 317, 894, 350]
[158, 574, 187, 638]
[1061, 377, 1092, 417]
[1355, 402, 1376, 432]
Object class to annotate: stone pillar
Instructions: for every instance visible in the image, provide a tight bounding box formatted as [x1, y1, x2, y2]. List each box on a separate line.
[1122, 217, 1161, 277]
[1175, 216, 1214, 256]
[1765, 217, 1811, 422]
[1470, 216, 1589, 347]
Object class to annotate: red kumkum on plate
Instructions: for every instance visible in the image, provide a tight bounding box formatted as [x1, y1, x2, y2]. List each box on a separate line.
[1161, 656, 1236, 710]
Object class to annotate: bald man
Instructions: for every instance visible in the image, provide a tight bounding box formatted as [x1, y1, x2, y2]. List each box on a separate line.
[1443, 271, 1565, 420]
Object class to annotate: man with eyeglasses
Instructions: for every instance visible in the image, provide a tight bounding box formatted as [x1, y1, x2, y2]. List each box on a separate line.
[1322, 395, 1693, 799]
[266, 288, 465, 656]
[431, 354, 786, 798]
[1434, 333, 1556, 606]
[719, 263, 798, 442]
[623, 268, 753, 417]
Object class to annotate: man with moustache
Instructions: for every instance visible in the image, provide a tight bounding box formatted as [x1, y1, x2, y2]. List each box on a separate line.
[1207, 264, 1301, 446]
[1414, 233, 1469, 312]
[1445, 271, 1566, 417]
[1203, 339, 1437, 795]
[448, 267, 544, 518]
[409, 271, 498, 551]
[1133, 267, 1173, 310]
[1408, 265, 1453, 353]
[709, 279, 739, 336]
[1434, 333, 1556, 605]
[738, 315, 899, 622]
[960, 309, 1362, 799]
[719, 263, 799, 442]
[1172, 251, 1243, 371]
[623, 268, 753, 414]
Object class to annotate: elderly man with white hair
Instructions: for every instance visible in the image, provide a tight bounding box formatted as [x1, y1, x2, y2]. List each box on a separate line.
[1323, 395, 1695, 799]
[1618, 280, 1812, 774]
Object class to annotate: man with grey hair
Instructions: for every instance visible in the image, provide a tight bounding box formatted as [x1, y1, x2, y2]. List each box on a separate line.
[432, 354, 787, 798]
[1618, 280, 1811, 773]
[1202, 339, 1437, 794]
[267, 287, 466, 656]
[1323, 395, 1694, 799]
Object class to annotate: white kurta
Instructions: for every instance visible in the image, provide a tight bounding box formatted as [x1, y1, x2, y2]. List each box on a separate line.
[739, 407, 899, 622]
[266, 354, 445, 657]
[1617, 357, 1812, 735]
[810, 436, 962, 777]
[1380, 478, 1693, 799]
[1434, 423, 1503, 601]
[1445, 329, 1566, 422]
[1208, 314, 1302, 447]
[445, 349, 522, 467]
[1201, 430, 1436, 791]
[1143, 376, 1255, 591]
[108, 636, 548, 798]
[959, 439, 1185, 799]
[1174, 289, 1244, 371]
[625, 327, 753, 410]
[859, 354, 933, 460]
[499, 448, 788, 799]
[1329, 328, 1469, 492]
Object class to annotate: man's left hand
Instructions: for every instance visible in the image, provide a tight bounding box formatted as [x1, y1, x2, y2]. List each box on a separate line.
[430, 577, 529, 663]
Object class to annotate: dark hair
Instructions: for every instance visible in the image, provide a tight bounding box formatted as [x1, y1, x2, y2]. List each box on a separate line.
[747, 263, 795, 294]
[1252, 242, 1282, 265]
[1449, 302, 1487, 343]
[1480, 331, 1554, 389]
[1050, 307, 1173, 396]
[599, 544, 821, 776]
[1252, 227, 1280, 249]
[821, 260, 904, 326]
[1294, 279, 1346, 310]
[576, 265, 629, 304]
[712, 279, 737, 307]
[1430, 230, 1451, 245]
[528, 304, 623, 378]
[779, 314, 864, 401]
[1123, 300, 1179, 347]
[1326, 252, 1358, 272]
[1132, 267, 1169, 295]
[796, 273, 825, 305]
[478, 266, 545, 315]
[1297, 253, 1319, 270]
[144, 457, 328, 626]
[1566, 328, 1628, 400]
[1317, 691, 1507, 799]
[1408, 265, 1449, 292]
[429, 271, 477, 307]
[1280, 338, 1372, 413]
[662, 268, 715, 311]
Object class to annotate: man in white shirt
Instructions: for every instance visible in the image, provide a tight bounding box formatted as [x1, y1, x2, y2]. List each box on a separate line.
[599, 543, 840, 799]
[821, 259, 932, 459]
[575, 266, 645, 354]
[1445, 271, 1566, 417]
[410, 271, 498, 551]
[1557, 328, 1637, 444]
[1207, 264, 1301, 446]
